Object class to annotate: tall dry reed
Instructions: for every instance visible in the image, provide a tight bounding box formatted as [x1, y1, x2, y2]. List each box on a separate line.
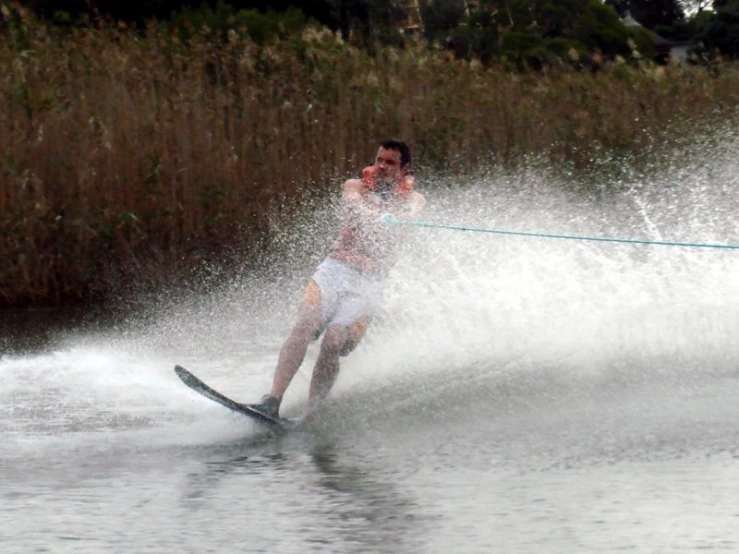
[1, 17, 738, 307]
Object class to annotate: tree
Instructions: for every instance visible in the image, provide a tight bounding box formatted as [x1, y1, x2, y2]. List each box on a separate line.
[22, 0, 203, 22]
[699, 0, 739, 56]
[19, 1, 340, 25]
[420, 0, 466, 38]
[445, 0, 639, 66]
[308, 0, 407, 45]
[605, 0, 684, 28]
[681, 0, 712, 14]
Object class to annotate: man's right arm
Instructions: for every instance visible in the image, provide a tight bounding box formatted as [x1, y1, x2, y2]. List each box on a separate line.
[341, 179, 380, 223]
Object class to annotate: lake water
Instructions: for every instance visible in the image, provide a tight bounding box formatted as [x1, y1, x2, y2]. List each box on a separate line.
[2, 134, 739, 553]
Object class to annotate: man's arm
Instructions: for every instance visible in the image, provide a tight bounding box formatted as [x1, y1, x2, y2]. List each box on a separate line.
[341, 178, 425, 222]
[403, 191, 425, 218]
[341, 178, 381, 222]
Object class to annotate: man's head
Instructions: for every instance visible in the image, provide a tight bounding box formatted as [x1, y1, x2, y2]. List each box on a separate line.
[374, 139, 412, 193]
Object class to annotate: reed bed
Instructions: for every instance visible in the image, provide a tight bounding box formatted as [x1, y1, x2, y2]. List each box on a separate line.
[1, 20, 738, 307]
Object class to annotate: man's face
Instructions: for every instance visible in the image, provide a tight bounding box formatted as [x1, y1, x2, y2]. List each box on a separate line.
[374, 147, 406, 187]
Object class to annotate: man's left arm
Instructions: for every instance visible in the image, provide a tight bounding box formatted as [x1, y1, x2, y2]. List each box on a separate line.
[398, 191, 425, 219]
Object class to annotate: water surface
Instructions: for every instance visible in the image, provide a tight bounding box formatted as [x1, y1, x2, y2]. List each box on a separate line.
[3, 139, 739, 553]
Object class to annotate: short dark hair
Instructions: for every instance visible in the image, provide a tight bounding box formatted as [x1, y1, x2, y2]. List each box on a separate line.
[379, 138, 411, 168]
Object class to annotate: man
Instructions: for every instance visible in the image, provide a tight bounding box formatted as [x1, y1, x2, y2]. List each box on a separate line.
[250, 139, 425, 418]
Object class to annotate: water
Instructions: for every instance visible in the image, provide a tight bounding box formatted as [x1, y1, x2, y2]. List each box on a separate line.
[3, 134, 739, 553]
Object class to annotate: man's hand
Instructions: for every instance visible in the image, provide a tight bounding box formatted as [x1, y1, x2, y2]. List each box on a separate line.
[376, 213, 398, 226]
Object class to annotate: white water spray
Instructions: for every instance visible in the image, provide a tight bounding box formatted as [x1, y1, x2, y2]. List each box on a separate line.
[2, 130, 738, 453]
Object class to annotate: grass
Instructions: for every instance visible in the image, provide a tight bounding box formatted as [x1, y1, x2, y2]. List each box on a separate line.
[1, 10, 738, 307]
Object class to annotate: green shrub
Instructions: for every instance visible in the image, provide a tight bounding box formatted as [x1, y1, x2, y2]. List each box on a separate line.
[168, 2, 312, 44]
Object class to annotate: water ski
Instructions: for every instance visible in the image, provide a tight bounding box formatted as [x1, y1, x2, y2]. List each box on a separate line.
[174, 365, 294, 431]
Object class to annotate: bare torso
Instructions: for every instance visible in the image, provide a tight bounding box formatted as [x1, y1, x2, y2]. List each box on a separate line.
[328, 178, 425, 277]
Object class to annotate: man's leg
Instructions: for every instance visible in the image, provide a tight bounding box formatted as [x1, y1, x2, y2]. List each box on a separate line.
[308, 323, 349, 412]
[339, 315, 372, 357]
[268, 280, 323, 401]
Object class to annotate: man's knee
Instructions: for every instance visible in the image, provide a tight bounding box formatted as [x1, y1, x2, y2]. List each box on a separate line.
[320, 325, 348, 355]
[339, 317, 372, 357]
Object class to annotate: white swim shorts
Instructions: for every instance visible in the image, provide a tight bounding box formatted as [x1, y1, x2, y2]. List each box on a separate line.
[309, 256, 382, 327]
